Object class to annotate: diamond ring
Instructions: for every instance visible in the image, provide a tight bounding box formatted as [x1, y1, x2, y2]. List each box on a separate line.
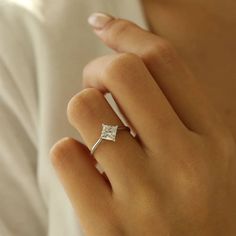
[90, 124, 130, 155]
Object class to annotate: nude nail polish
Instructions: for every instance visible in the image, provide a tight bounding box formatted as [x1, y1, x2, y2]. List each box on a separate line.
[88, 12, 114, 30]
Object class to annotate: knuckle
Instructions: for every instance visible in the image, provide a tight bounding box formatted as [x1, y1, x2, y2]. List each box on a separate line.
[102, 53, 141, 84]
[50, 137, 76, 168]
[67, 88, 101, 123]
[142, 39, 177, 66]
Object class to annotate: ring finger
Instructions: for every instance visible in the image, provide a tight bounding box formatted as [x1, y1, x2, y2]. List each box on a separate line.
[67, 87, 148, 194]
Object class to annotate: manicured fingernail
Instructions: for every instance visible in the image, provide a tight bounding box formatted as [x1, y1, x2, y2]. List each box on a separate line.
[88, 12, 114, 30]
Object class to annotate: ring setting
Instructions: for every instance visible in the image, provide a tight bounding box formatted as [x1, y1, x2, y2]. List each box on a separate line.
[101, 124, 119, 142]
[90, 124, 130, 155]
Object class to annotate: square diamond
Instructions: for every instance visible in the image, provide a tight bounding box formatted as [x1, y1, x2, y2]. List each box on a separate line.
[101, 124, 118, 142]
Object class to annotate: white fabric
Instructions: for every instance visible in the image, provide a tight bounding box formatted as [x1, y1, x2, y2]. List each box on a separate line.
[0, 0, 148, 235]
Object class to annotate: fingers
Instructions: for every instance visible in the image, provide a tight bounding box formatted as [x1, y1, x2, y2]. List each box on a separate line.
[49, 137, 112, 221]
[67, 88, 147, 193]
[88, 13, 224, 135]
[83, 53, 186, 151]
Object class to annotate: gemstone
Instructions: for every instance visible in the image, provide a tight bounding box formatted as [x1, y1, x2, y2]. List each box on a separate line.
[101, 124, 118, 141]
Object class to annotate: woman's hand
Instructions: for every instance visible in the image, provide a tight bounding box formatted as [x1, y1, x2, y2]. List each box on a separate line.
[49, 13, 236, 236]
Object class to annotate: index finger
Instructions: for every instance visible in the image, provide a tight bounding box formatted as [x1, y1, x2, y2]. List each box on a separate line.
[88, 13, 225, 136]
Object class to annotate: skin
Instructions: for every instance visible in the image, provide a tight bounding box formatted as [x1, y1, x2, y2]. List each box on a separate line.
[49, 3, 236, 236]
[141, 0, 236, 140]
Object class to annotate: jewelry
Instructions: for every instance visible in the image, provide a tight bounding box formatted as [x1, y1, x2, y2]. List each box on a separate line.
[90, 124, 130, 155]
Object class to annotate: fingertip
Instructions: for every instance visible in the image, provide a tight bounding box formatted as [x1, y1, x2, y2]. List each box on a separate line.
[49, 137, 77, 168]
[88, 12, 115, 30]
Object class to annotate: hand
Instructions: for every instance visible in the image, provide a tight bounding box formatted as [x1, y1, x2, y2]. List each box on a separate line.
[49, 13, 236, 236]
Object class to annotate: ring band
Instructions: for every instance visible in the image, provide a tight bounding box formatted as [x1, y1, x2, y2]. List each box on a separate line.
[90, 123, 130, 155]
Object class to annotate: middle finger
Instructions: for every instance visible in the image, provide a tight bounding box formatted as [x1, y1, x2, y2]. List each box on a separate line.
[83, 53, 186, 151]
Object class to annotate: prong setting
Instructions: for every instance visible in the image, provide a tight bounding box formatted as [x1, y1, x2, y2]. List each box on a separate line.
[101, 124, 118, 142]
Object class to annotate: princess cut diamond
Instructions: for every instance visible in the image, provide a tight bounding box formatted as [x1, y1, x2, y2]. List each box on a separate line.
[101, 124, 118, 141]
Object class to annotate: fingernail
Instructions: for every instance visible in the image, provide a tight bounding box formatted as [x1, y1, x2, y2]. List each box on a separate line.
[88, 12, 114, 30]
